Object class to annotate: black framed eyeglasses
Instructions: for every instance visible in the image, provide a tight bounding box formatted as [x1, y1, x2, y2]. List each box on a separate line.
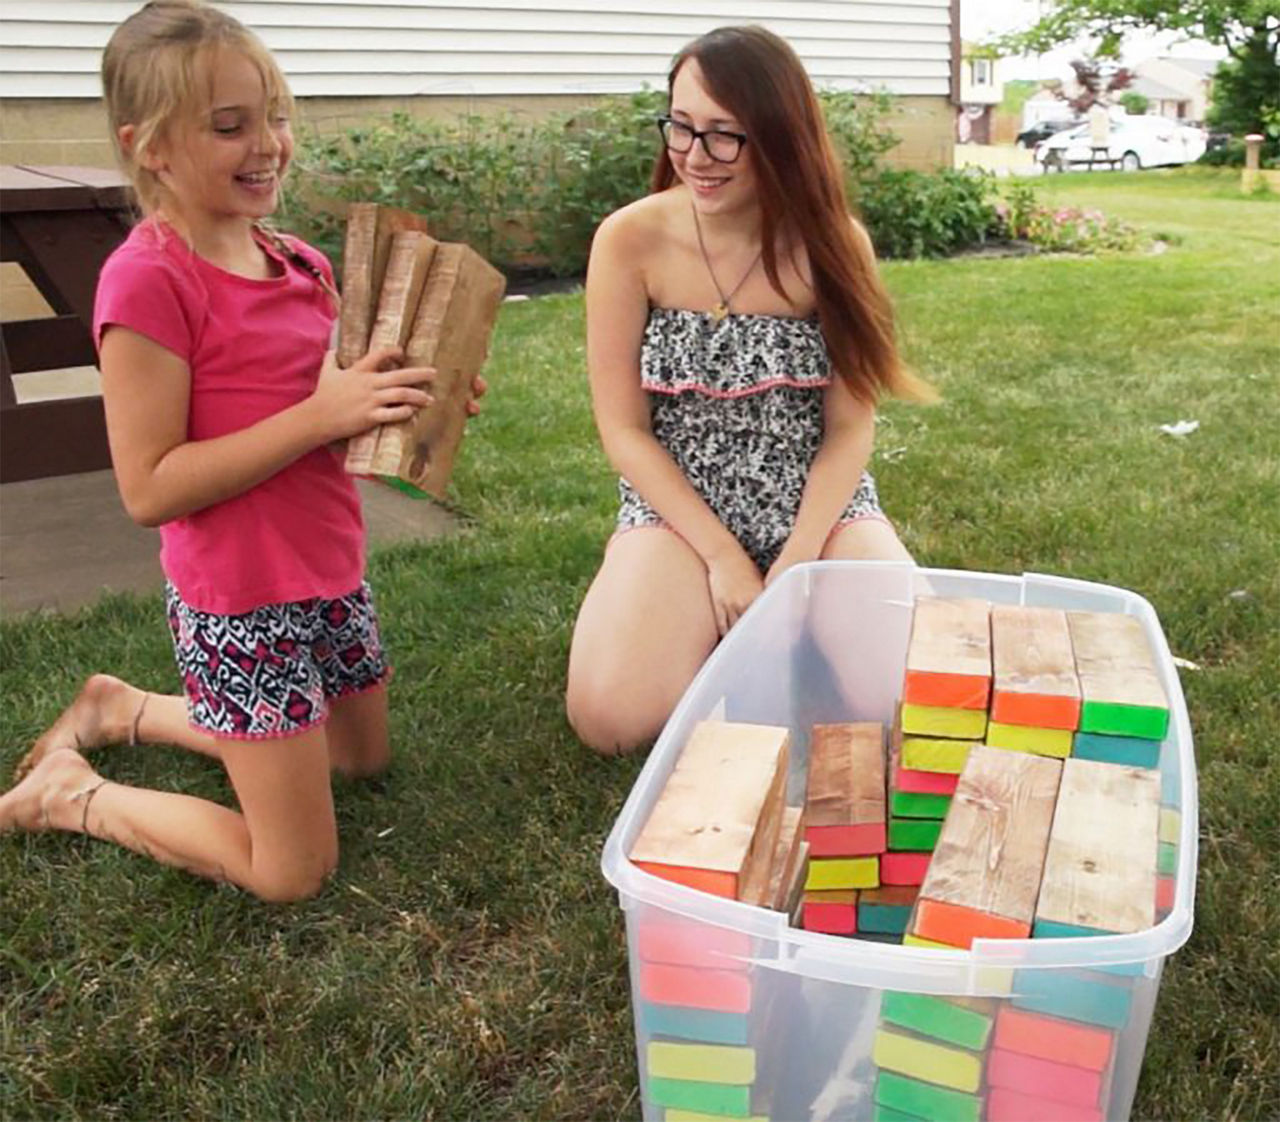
[657, 115, 749, 164]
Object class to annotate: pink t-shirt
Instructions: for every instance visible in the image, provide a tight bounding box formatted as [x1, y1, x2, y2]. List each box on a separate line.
[94, 219, 365, 614]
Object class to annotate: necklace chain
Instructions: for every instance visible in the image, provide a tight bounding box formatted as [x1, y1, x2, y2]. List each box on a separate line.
[690, 201, 762, 322]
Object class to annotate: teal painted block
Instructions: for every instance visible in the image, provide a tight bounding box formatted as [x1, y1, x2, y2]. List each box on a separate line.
[1013, 969, 1134, 1028]
[1034, 919, 1112, 938]
[875, 1071, 980, 1122]
[859, 903, 912, 935]
[1159, 841, 1177, 876]
[1161, 764, 1178, 804]
[1080, 701, 1168, 740]
[890, 790, 951, 819]
[888, 818, 942, 851]
[648, 1076, 751, 1117]
[1073, 730, 1162, 768]
[639, 1002, 750, 1046]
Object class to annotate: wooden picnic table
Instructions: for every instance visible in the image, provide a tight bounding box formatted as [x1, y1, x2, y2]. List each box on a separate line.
[1, 164, 134, 482]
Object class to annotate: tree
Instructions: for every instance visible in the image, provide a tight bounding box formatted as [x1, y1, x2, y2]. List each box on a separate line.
[1120, 90, 1152, 113]
[1065, 58, 1135, 111]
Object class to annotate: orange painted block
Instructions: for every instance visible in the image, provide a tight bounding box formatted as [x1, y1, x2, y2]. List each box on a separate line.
[639, 962, 751, 1014]
[991, 690, 1081, 731]
[988, 1048, 1104, 1110]
[637, 918, 753, 972]
[913, 898, 1031, 949]
[993, 1006, 1114, 1072]
[805, 822, 886, 857]
[881, 852, 931, 886]
[987, 1087, 1103, 1122]
[634, 862, 736, 899]
[904, 670, 990, 710]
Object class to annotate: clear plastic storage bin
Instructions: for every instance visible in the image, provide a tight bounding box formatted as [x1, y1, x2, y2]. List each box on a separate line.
[601, 563, 1197, 1122]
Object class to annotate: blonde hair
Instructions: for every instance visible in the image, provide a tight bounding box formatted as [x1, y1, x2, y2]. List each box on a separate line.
[102, 0, 294, 215]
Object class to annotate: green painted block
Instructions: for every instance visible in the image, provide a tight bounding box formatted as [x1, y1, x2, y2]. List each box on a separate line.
[888, 818, 942, 851]
[648, 1076, 750, 1117]
[874, 1071, 980, 1122]
[1073, 731, 1162, 768]
[873, 1105, 924, 1122]
[639, 1002, 749, 1045]
[880, 991, 993, 1051]
[859, 904, 912, 935]
[1159, 841, 1177, 876]
[1013, 970, 1133, 1028]
[1080, 700, 1168, 740]
[890, 790, 951, 819]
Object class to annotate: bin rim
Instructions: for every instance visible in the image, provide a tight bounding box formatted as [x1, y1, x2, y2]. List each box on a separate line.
[600, 563, 1197, 977]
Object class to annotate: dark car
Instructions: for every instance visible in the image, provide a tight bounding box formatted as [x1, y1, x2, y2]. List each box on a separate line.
[1016, 118, 1083, 149]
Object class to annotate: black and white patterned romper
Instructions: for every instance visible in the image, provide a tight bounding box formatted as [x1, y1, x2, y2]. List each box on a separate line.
[615, 307, 885, 572]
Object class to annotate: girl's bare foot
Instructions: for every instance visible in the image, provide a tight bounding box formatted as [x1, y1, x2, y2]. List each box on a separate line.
[13, 674, 146, 783]
[0, 748, 101, 834]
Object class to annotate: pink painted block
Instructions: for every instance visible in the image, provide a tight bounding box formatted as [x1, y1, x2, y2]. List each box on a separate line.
[637, 917, 753, 972]
[988, 1048, 1104, 1111]
[805, 822, 887, 857]
[895, 765, 960, 796]
[638, 962, 752, 1014]
[802, 900, 858, 935]
[987, 1087, 1103, 1122]
[880, 851, 931, 886]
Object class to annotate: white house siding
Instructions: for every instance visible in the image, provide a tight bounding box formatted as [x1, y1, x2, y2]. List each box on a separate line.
[0, 0, 952, 99]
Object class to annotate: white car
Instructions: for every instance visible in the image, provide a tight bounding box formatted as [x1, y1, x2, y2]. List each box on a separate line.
[1036, 115, 1207, 172]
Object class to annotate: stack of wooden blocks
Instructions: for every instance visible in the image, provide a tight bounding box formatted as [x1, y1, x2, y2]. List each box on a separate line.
[629, 721, 807, 1118]
[336, 202, 506, 499]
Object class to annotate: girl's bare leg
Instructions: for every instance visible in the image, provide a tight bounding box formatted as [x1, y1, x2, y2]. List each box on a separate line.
[0, 727, 338, 903]
[566, 528, 719, 756]
[324, 684, 391, 779]
[821, 517, 915, 564]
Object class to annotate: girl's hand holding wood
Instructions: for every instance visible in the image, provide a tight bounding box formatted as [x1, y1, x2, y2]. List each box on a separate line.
[308, 346, 434, 443]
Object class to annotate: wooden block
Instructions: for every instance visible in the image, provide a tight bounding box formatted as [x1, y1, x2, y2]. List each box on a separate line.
[1158, 806, 1180, 845]
[758, 806, 805, 910]
[738, 786, 796, 907]
[638, 1002, 750, 1046]
[858, 891, 916, 935]
[638, 962, 751, 1014]
[805, 722, 886, 856]
[365, 241, 506, 497]
[805, 856, 879, 891]
[986, 1087, 1103, 1122]
[648, 1076, 751, 1117]
[1012, 969, 1132, 1029]
[902, 932, 958, 949]
[1068, 611, 1169, 740]
[903, 596, 992, 709]
[872, 1028, 982, 1093]
[900, 703, 987, 740]
[1158, 841, 1176, 876]
[895, 765, 960, 796]
[1073, 730, 1162, 769]
[780, 840, 809, 920]
[336, 202, 429, 369]
[1156, 875, 1175, 912]
[636, 917, 752, 971]
[985, 720, 1074, 758]
[914, 746, 1061, 947]
[880, 991, 993, 1051]
[871, 1105, 920, 1122]
[888, 818, 942, 851]
[631, 721, 789, 900]
[802, 890, 858, 935]
[987, 1048, 1104, 1110]
[861, 886, 919, 907]
[900, 736, 976, 774]
[990, 605, 1081, 729]
[993, 1005, 1114, 1072]
[890, 790, 951, 818]
[647, 1040, 756, 1084]
[666, 1111, 767, 1122]
[874, 1071, 981, 1122]
[881, 852, 931, 886]
[1035, 758, 1160, 935]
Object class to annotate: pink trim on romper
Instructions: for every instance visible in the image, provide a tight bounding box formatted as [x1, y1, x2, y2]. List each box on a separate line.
[188, 670, 392, 742]
[642, 377, 831, 401]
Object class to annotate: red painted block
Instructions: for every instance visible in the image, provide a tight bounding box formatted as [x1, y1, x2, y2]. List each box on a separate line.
[637, 917, 752, 972]
[988, 1048, 1104, 1110]
[802, 891, 858, 935]
[806, 822, 886, 857]
[881, 852, 931, 886]
[994, 1006, 1114, 1072]
[914, 898, 1030, 949]
[895, 765, 960, 796]
[987, 1087, 1103, 1122]
[638, 962, 752, 1014]
[1156, 875, 1176, 912]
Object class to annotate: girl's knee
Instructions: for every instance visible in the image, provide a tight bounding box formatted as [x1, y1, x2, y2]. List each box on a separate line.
[250, 849, 338, 903]
[566, 686, 659, 757]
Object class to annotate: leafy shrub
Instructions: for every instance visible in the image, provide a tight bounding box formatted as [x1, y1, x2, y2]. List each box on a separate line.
[1198, 135, 1280, 168]
[856, 169, 999, 258]
[995, 181, 1141, 253]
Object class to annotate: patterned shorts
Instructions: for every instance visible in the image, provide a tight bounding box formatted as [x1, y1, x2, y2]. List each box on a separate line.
[165, 581, 389, 740]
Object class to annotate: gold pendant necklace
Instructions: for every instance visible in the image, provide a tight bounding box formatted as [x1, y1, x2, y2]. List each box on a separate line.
[691, 200, 761, 322]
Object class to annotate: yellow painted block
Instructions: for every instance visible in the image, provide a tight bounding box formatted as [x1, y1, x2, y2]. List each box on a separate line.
[976, 966, 1015, 995]
[647, 1041, 756, 1084]
[666, 1113, 769, 1122]
[901, 736, 976, 774]
[806, 856, 880, 891]
[986, 721, 1073, 758]
[1159, 807, 1180, 845]
[902, 703, 988, 739]
[872, 1028, 983, 1093]
[902, 932, 959, 950]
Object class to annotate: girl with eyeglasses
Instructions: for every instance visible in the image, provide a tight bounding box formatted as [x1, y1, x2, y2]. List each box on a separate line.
[566, 25, 933, 755]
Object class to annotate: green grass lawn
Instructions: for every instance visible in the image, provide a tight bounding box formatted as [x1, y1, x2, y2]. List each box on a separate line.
[2, 168, 1277, 1120]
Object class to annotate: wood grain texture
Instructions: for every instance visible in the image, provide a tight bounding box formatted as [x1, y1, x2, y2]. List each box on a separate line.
[805, 721, 886, 855]
[1035, 758, 1160, 934]
[903, 597, 992, 709]
[917, 745, 1062, 932]
[990, 605, 1081, 729]
[1068, 611, 1169, 732]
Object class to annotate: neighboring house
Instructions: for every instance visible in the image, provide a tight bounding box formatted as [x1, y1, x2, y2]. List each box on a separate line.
[1130, 57, 1218, 123]
[0, 0, 958, 170]
[956, 40, 1001, 144]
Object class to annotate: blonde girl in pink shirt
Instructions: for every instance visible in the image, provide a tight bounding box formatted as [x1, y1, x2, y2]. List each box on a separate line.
[0, 0, 451, 901]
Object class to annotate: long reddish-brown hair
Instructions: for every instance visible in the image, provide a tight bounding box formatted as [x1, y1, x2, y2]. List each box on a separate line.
[652, 26, 933, 403]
